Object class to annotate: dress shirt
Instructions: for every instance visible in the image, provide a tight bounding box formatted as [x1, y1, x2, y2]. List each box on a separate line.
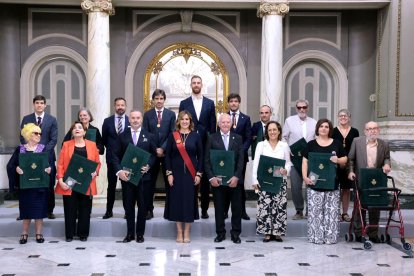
[366, 139, 378, 168]
[191, 95, 203, 120]
[115, 114, 126, 133]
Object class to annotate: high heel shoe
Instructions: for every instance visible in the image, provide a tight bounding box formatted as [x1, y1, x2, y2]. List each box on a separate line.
[176, 230, 184, 243]
[183, 230, 191, 243]
[35, 234, 45, 243]
[19, 234, 28, 244]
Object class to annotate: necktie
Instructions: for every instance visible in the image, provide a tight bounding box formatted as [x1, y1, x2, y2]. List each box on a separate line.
[222, 134, 228, 150]
[37, 116, 42, 126]
[157, 110, 162, 127]
[132, 131, 138, 145]
[232, 112, 237, 128]
[117, 116, 123, 134]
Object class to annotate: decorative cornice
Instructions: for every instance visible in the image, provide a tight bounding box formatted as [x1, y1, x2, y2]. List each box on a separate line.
[81, 0, 115, 15]
[257, 1, 289, 18]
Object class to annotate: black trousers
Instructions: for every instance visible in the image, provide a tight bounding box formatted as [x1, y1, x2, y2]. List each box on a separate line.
[147, 157, 168, 212]
[48, 165, 56, 213]
[62, 192, 92, 239]
[200, 175, 211, 212]
[106, 163, 126, 213]
[122, 180, 147, 236]
[225, 161, 247, 214]
[212, 184, 242, 237]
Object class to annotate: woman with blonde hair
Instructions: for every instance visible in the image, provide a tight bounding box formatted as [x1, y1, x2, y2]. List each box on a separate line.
[8, 123, 52, 244]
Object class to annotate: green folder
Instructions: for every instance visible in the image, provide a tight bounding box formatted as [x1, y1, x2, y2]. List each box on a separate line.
[308, 152, 336, 190]
[251, 126, 264, 159]
[86, 128, 97, 142]
[63, 154, 99, 195]
[19, 152, 49, 189]
[120, 143, 151, 186]
[210, 149, 235, 185]
[289, 138, 307, 175]
[257, 155, 286, 194]
[359, 168, 388, 206]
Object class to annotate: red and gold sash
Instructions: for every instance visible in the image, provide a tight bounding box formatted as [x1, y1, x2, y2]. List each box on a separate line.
[173, 131, 196, 179]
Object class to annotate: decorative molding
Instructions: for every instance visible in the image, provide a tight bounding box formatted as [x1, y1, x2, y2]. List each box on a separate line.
[285, 12, 342, 50]
[195, 11, 241, 38]
[377, 121, 414, 140]
[376, 8, 387, 118]
[132, 10, 178, 37]
[180, 10, 193, 32]
[81, 0, 115, 15]
[28, 8, 87, 46]
[257, 1, 289, 18]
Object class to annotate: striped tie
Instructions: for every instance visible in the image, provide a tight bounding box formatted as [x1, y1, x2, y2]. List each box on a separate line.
[117, 116, 123, 134]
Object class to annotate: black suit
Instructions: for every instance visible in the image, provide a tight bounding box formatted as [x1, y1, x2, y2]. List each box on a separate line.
[112, 128, 157, 237]
[251, 121, 265, 160]
[205, 132, 244, 237]
[179, 96, 217, 213]
[19, 112, 58, 213]
[102, 114, 130, 214]
[143, 108, 176, 212]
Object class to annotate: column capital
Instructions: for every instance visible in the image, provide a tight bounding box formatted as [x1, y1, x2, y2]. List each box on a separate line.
[81, 0, 115, 15]
[257, 1, 289, 18]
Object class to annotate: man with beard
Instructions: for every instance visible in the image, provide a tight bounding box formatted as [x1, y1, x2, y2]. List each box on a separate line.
[348, 121, 391, 243]
[251, 105, 272, 160]
[282, 99, 317, 220]
[179, 75, 217, 219]
[102, 97, 130, 219]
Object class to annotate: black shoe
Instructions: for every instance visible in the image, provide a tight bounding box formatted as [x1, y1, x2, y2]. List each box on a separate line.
[146, 210, 154, 220]
[369, 236, 381, 243]
[263, 235, 271, 243]
[19, 234, 28, 244]
[355, 236, 363, 243]
[231, 235, 241, 244]
[103, 211, 113, 219]
[35, 234, 45, 243]
[66, 237, 73, 242]
[242, 213, 250, 220]
[224, 213, 228, 219]
[79, 237, 88, 242]
[136, 236, 144, 243]
[201, 211, 209, 219]
[16, 216, 22, 221]
[273, 235, 283, 242]
[47, 213, 56, 219]
[214, 234, 226, 243]
[123, 234, 135, 243]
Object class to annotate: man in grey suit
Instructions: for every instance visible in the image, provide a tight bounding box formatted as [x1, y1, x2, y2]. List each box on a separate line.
[282, 99, 317, 220]
[19, 95, 58, 219]
[348, 121, 391, 243]
[143, 89, 176, 219]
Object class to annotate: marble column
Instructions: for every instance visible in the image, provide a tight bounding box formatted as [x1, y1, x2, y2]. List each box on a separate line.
[257, 1, 289, 122]
[81, 0, 114, 200]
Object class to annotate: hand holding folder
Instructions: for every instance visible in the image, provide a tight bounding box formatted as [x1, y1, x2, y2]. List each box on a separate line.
[120, 143, 151, 186]
[257, 155, 286, 194]
[209, 149, 235, 186]
[63, 154, 99, 195]
[19, 152, 50, 189]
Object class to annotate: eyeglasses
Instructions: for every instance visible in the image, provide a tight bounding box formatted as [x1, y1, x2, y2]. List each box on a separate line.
[32, 132, 42, 136]
[338, 114, 348, 118]
[365, 127, 379, 132]
[296, 106, 308, 110]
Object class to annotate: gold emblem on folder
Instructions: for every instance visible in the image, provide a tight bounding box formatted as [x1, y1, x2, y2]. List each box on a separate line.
[268, 167, 273, 174]
[298, 151, 302, 157]
[78, 167, 84, 174]
[371, 179, 377, 186]
[31, 163, 37, 169]
[133, 157, 138, 164]
[219, 160, 224, 167]
[319, 164, 324, 170]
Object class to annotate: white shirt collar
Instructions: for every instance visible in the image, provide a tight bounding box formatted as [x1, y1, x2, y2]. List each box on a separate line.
[155, 107, 164, 113]
[191, 94, 203, 101]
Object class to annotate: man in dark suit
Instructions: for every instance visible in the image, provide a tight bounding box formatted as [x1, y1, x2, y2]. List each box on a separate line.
[102, 97, 130, 219]
[251, 105, 272, 160]
[179, 75, 217, 219]
[227, 93, 252, 220]
[143, 89, 176, 219]
[348, 121, 391, 243]
[112, 110, 157, 243]
[205, 113, 244, 244]
[19, 95, 58, 219]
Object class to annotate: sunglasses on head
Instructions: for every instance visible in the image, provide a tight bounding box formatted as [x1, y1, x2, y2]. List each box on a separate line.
[32, 132, 42, 136]
[296, 106, 308, 110]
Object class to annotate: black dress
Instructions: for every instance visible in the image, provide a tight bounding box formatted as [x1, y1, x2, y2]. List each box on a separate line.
[332, 127, 359, 189]
[8, 145, 49, 219]
[164, 131, 203, 222]
[63, 124, 104, 155]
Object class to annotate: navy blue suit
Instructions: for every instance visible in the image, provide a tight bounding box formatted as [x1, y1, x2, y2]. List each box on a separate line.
[19, 112, 58, 213]
[251, 121, 265, 160]
[112, 128, 156, 237]
[102, 114, 130, 214]
[179, 96, 217, 213]
[143, 108, 176, 213]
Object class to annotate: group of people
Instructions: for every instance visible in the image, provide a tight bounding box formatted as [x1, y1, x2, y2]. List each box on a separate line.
[7, 75, 391, 246]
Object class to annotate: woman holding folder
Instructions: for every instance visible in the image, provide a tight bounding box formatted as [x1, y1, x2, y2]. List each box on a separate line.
[55, 121, 101, 242]
[9, 123, 51, 244]
[165, 111, 203, 243]
[302, 118, 347, 244]
[252, 121, 292, 242]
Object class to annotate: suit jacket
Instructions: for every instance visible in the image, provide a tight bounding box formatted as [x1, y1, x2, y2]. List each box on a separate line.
[112, 128, 157, 182]
[20, 112, 58, 161]
[282, 115, 317, 146]
[143, 108, 176, 150]
[179, 96, 217, 141]
[348, 136, 391, 177]
[102, 114, 130, 163]
[63, 124, 104, 155]
[204, 132, 244, 182]
[228, 111, 252, 158]
[251, 121, 265, 160]
[55, 140, 101, 196]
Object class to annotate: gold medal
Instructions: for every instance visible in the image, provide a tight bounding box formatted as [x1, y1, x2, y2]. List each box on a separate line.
[176, 139, 182, 144]
[157, 123, 160, 128]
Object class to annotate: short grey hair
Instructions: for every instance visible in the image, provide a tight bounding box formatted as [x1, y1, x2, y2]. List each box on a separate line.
[295, 99, 309, 106]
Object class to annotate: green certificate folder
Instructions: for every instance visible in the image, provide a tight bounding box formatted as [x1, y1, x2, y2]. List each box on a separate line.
[63, 154, 99, 195]
[120, 143, 151, 186]
[359, 168, 388, 206]
[289, 138, 307, 175]
[308, 152, 336, 190]
[19, 152, 49, 189]
[86, 128, 97, 142]
[210, 149, 235, 185]
[257, 155, 286, 194]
